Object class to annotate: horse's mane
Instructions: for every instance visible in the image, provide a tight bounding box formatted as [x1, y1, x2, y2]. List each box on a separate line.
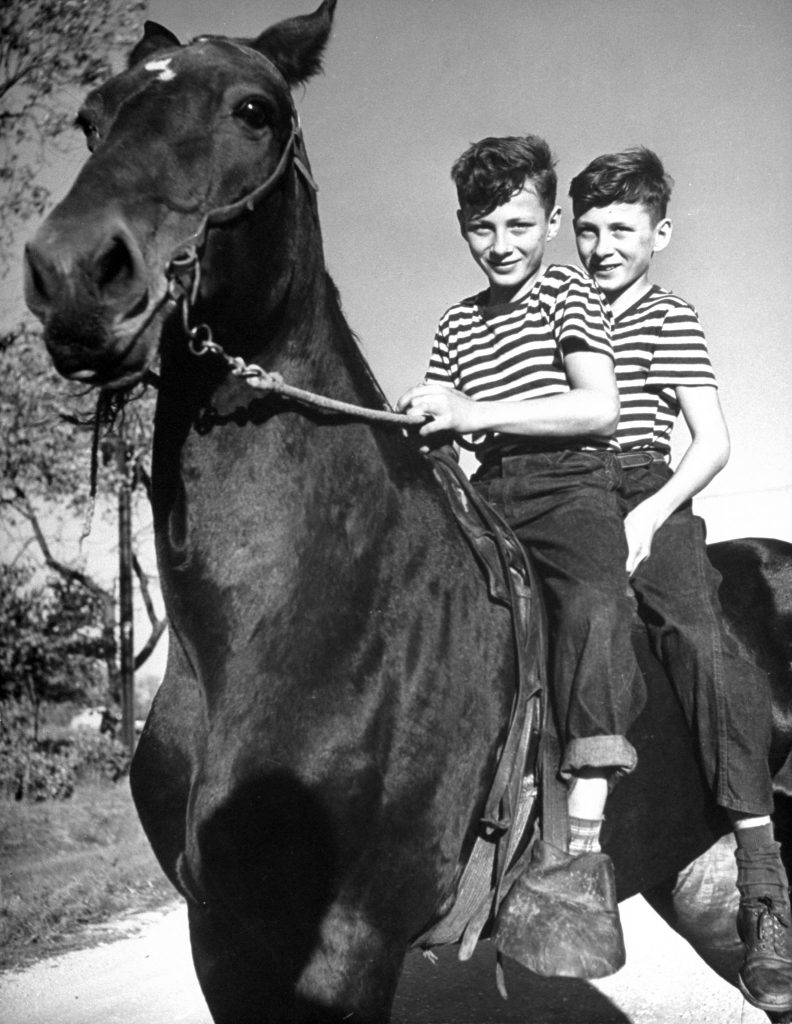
[324, 272, 394, 415]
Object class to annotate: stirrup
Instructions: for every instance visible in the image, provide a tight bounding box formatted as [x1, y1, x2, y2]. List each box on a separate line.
[492, 839, 625, 979]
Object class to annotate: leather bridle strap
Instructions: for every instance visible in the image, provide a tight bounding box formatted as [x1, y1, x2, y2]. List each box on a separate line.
[166, 115, 314, 291]
[165, 38, 319, 288]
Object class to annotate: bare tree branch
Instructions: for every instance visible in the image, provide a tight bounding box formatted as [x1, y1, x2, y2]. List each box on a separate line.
[132, 550, 167, 671]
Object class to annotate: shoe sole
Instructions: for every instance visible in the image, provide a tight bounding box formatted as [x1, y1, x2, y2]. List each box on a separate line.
[738, 975, 792, 1014]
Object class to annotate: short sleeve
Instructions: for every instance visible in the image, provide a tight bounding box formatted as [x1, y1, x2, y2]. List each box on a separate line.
[550, 270, 613, 360]
[646, 303, 717, 389]
[425, 318, 457, 387]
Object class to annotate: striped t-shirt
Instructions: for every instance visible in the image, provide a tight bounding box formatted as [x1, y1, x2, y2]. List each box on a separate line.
[426, 264, 616, 463]
[613, 286, 717, 456]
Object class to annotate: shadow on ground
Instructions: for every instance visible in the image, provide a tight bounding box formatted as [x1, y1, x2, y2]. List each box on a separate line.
[394, 944, 629, 1024]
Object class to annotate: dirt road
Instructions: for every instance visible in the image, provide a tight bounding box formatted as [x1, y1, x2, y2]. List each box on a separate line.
[0, 896, 765, 1024]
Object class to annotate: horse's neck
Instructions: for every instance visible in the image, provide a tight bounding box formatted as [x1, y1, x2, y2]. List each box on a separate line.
[152, 274, 402, 569]
[152, 174, 419, 587]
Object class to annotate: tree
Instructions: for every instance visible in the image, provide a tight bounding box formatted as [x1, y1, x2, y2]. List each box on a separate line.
[0, 563, 106, 740]
[0, 325, 165, 731]
[1, 1, 164, 746]
[0, 0, 146, 273]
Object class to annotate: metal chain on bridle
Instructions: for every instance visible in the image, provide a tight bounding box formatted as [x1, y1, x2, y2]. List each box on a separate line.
[161, 48, 414, 428]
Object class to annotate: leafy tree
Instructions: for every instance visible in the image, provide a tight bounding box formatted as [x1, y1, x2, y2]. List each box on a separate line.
[1, 1, 165, 738]
[0, 563, 106, 740]
[0, 325, 163, 722]
[1, 0, 146, 273]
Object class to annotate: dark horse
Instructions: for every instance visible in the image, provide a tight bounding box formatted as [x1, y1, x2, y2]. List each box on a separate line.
[23, 3, 792, 1021]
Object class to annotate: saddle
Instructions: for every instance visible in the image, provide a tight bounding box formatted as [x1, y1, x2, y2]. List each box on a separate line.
[413, 448, 625, 989]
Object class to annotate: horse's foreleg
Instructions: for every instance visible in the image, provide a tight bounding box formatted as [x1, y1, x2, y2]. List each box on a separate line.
[295, 903, 407, 1023]
[130, 644, 203, 891]
[188, 900, 405, 1024]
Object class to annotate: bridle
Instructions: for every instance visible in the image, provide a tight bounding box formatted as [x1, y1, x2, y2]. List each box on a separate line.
[155, 42, 412, 427]
[89, 41, 414, 509]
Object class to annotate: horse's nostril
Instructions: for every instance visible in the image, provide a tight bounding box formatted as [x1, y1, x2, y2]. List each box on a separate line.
[93, 230, 149, 321]
[96, 236, 136, 295]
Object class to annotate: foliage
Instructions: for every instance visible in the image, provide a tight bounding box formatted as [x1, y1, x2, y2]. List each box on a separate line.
[0, 724, 131, 802]
[0, 0, 146, 272]
[0, 738, 76, 801]
[1, 323, 98, 510]
[0, 565, 107, 715]
[1, 321, 156, 515]
[0, 329, 165, 731]
[0, 778, 176, 967]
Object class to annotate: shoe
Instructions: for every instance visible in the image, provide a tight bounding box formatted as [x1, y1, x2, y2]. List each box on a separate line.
[737, 895, 792, 1013]
[735, 841, 792, 1013]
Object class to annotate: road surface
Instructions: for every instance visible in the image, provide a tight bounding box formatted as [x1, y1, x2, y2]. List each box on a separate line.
[0, 896, 766, 1024]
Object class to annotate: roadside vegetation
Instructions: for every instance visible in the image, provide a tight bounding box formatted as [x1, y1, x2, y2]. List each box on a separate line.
[0, 746, 175, 970]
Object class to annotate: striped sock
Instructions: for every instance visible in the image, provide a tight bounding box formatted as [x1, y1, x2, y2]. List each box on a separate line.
[568, 816, 603, 855]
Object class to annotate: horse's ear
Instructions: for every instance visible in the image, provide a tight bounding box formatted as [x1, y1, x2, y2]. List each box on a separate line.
[128, 21, 182, 67]
[249, 0, 337, 86]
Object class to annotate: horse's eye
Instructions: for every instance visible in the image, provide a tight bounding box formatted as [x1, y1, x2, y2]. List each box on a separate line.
[233, 98, 271, 131]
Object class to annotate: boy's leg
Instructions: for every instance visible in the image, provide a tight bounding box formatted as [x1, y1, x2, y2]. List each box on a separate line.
[476, 451, 639, 978]
[621, 460, 792, 1012]
[622, 462, 773, 814]
[568, 770, 609, 853]
[475, 451, 644, 843]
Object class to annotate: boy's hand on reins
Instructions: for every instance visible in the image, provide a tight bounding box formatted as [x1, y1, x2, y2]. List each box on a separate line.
[396, 382, 479, 436]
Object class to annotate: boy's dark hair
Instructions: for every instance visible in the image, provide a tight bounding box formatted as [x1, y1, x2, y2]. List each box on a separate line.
[569, 147, 674, 223]
[452, 135, 558, 217]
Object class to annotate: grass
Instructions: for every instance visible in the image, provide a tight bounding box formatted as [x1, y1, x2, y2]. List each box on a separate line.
[0, 777, 177, 970]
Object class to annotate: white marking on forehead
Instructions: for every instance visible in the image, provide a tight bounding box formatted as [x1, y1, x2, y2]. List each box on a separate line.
[144, 57, 176, 82]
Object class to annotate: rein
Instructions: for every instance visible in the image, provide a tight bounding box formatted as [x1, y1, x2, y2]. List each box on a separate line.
[184, 335, 414, 426]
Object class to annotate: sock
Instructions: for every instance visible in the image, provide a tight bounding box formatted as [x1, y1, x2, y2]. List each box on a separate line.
[733, 821, 775, 854]
[734, 834, 789, 909]
[568, 815, 603, 855]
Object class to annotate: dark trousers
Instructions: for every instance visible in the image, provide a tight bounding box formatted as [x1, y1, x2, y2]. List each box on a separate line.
[618, 458, 774, 815]
[474, 451, 643, 780]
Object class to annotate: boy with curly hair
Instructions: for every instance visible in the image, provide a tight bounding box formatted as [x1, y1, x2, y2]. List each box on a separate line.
[398, 135, 644, 976]
[570, 146, 792, 1013]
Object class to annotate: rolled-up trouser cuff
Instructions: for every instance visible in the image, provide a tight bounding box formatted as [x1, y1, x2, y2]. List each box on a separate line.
[560, 735, 638, 783]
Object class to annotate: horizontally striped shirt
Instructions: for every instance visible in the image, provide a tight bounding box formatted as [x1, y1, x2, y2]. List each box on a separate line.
[613, 286, 717, 457]
[426, 264, 617, 463]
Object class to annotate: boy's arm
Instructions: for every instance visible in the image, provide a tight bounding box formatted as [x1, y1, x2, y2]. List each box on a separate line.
[397, 350, 619, 439]
[624, 385, 730, 574]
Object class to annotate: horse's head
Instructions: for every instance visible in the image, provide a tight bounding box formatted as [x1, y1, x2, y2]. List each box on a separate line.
[24, 1, 336, 389]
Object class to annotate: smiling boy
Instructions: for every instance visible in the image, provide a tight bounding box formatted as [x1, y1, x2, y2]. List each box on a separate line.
[570, 146, 792, 1013]
[397, 136, 645, 976]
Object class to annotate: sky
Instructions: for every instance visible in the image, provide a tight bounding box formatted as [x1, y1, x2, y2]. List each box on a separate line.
[6, 0, 792, 543]
[143, 0, 792, 541]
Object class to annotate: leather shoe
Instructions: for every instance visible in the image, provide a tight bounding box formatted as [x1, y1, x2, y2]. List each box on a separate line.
[737, 895, 792, 1013]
